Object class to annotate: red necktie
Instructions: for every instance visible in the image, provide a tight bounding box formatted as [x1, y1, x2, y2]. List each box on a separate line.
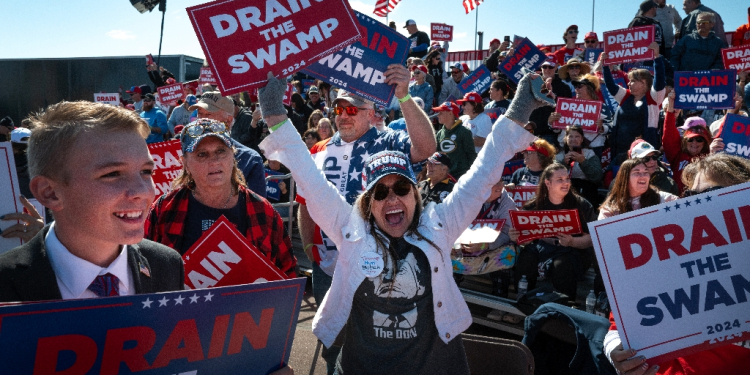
[88, 273, 120, 297]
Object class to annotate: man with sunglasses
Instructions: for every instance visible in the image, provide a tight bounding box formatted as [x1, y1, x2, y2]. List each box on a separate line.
[552, 25, 583, 66]
[438, 63, 468, 104]
[677, 0, 725, 47]
[671, 12, 724, 72]
[140, 93, 169, 144]
[292, 64, 436, 375]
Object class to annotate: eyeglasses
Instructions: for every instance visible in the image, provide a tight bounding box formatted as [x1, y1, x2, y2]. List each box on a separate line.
[185, 120, 227, 138]
[372, 180, 412, 201]
[567, 65, 581, 70]
[568, 30, 579, 35]
[332, 106, 370, 116]
[584, 39, 597, 44]
[412, 71, 422, 75]
[542, 65, 555, 70]
[143, 98, 154, 102]
[696, 20, 711, 25]
[687, 137, 705, 143]
[683, 185, 723, 197]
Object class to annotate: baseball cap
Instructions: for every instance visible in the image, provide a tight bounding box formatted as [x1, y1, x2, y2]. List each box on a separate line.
[403, 19, 417, 28]
[684, 126, 711, 141]
[189, 91, 234, 114]
[628, 140, 658, 159]
[143, 93, 156, 101]
[125, 86, 141, 95]
[0, 116, 14, 129]
[456, 92, 483, 105]
[180, 118, 233, 153]
[362, 151, 417, 192]
[584, 31, 599, 41]
[10, 128, 31, 144]
[332, 89, 374, 108]
[489, 38, 501, 46]
[542, 54, 556, 67]
[185, 94, 198, 106]
[566, 25, 578, 33]
[679, 116, 707, 131]
[308, 86, 319, 94]
[450, 63, 463, 71]
[412, 96, 425, 110]
[427, 152, 452, 168]
[432, 101, 460, 118]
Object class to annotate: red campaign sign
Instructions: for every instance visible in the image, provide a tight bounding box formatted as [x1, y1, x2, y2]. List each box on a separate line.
[509, 209, 582, 244]
[199, 66, 218, 85]
[157, 82, 185, 107]
[283, 82, 293, 106]
[603, 25, 654, 65]
[431, 23, 453, 42]
[721, 45, 750, 71]
[552, 98, 602, 133]
[186, 0, 361, 95]
[148, 140, 183, 200]
[183, 216, 287, 289]
[507, 185, 537, 209]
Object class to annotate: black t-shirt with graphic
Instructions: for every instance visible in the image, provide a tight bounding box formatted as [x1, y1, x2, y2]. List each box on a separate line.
[336, 237, 468, 375]
[180, 192, 248, 255]
[509, 166, 543, 186]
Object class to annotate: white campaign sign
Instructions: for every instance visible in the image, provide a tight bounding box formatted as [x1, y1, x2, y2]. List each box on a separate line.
[0, 143, 23, 254]
[455, 219, 505, 245]
[93, 93, 120, 106]
[590, 182, 750, 364]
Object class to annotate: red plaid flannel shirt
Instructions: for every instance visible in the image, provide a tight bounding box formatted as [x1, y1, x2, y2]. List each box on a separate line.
[144, 186, 296, 278]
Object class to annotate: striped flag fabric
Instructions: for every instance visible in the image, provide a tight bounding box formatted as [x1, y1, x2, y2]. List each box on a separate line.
[463, 0, 483, 14]
[373, 0, 401, 17]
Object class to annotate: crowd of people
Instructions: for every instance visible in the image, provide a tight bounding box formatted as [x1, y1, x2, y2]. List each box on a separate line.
[1, 1, 750, 374]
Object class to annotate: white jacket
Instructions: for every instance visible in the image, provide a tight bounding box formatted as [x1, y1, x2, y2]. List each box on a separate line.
[260, 116, 535, 347]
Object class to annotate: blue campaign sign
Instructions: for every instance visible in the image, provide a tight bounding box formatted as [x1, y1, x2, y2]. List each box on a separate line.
[584, 48, 603, 65]
[718, 113, 750, 159]
[498, 38, 546, 84]
[484, 107, 507, 123]
[675, 70, 736, 110]
[0, 278, 306, 374]
[265, 169, 284, 201]
[457, 65, 493, 96]
[501, 158, 525, 184]
[301, 11, 409, 106]
[623, 62, 654, 74]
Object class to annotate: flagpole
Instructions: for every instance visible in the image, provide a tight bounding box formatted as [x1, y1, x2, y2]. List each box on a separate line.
[474, 6, 479, 51]
[592, 0, 595, 31]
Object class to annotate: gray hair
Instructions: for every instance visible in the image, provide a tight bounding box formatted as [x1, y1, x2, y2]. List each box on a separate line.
[697, 12, 715, 23]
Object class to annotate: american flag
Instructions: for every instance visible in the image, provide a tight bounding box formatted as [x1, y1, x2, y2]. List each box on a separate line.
[463, 0, 483, 14]
[373, 0, 401, 17]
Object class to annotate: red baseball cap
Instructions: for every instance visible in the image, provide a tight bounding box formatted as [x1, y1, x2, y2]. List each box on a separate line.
[456, 92, 483, 105]
[461, 62, 470, 73]
[489, 38, 501, 46]
[684, 126, 711, 141]
[432, 101, 460, 117]
[125, 86, 142, 95]
[584, 31, 599, 40]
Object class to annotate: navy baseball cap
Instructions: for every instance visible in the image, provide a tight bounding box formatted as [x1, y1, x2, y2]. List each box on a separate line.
[362, 151, 417, 192]
[180, 118, 232, 153]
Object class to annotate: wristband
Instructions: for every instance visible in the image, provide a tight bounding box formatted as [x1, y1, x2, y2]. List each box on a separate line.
[269, 120, 286, 132]
[398, 94, 412, 104]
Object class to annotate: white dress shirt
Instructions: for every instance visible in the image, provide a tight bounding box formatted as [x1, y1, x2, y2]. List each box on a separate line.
[45, 223, 135, 299]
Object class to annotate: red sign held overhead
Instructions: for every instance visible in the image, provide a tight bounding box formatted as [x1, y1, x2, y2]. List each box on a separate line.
[721, 45, 750, 71]
[431, 23, 453, 42]
[603, 25, 655, 65]
[148, 140, 183, 200]
[199, 66, 218, 85]
[553, 98, 602, 133]
[183, 216, 287, 289]
[509, 209, 582, 244]
[157, 82, 185, 107]
[186, 0, 362, 95]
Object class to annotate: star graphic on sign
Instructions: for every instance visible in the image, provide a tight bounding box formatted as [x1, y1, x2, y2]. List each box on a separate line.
[174, 295, 185, 305]
[185, 255, 190, 261]
[158, 296, 169, 307]
[204, 292, 214, 302]
[705, 195, 712, 202]
[664, 206, 671, 212]
[357, 141, 367, 149]
[674, 203, 681, 209]
[142, 298, 153, 309]
[684, 200, 691, 207]
[695, 198, 702, 204]
[189, 293, 200, 303]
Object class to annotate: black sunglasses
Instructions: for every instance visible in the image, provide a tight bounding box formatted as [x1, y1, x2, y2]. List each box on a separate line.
[640, 154, 660, 162]
[687, 137, 705, 143]
[568, 30, 579, 34]
[333, 106, 370, 116]
[542, 65, 555, 70]
[584, 39, 597, 43]
[683, 185, 723, 197]
[373, 180, 412, 201]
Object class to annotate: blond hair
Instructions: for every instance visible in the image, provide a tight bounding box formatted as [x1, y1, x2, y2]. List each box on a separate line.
[26, 101, 149, 183]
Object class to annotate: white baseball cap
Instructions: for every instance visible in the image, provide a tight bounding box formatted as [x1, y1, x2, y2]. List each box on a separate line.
[10, 128, 31, 144]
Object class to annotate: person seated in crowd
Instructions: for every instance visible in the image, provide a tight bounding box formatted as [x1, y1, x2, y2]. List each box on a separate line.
[264, 159, 293, 219]
[190, 92, 267, 198]
[316, 117, 334, 141]
[289, 93, 312, 134]
[144, 118, 296, 278]
[555, 125, 603, 206]
[303, 129, 321, 150]
[599, 157, 678, 220]
[661, 92, 711, 194]
[307, 109, 325, 130]
[550, 74, 610, 156]
[509, 163, 597, 304]
[557, 58, 591, 94]
[552, 25, 583, 66]
[530, 56, 573, 146]
[457, 92, 493, 153]
[485, 79, 512, 114]
[306, 86, 326, 113]
[602, 42, 665, 166]
[388, 97, 425, 132]
[434, 101, 477, 179]
[605, 153, 750, 375]
[671, 12, 724, 71]
[418, 152, 455, 206]
[506, 139, 557, 188]
[258, 69, 542, 375]
[678, 0, 726, 46]
[439, 63, 468, 104]
[409, 65, 434, 115]
[627, 140, 679, 195]
[0, 101, 184, 302]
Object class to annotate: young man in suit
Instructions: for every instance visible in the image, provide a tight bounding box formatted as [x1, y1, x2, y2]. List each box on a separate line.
[0, 101, 185, 302]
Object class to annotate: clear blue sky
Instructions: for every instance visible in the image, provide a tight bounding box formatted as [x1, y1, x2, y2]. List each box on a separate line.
[2, 0, 745, 60]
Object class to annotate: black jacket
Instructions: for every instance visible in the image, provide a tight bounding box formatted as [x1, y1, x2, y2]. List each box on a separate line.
[628, 16, 666, 57]
[0, 225, 185, 303]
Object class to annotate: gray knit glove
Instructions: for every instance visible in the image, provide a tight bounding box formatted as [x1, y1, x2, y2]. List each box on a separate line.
[505, 71, 552, 124]
[257, 72, 287, 117]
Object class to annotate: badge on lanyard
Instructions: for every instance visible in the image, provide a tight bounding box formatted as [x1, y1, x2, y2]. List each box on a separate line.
[358, 251, 384, 278]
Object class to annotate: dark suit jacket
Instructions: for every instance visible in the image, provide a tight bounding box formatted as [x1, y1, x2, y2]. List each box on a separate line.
[0, 225, 185, 303]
